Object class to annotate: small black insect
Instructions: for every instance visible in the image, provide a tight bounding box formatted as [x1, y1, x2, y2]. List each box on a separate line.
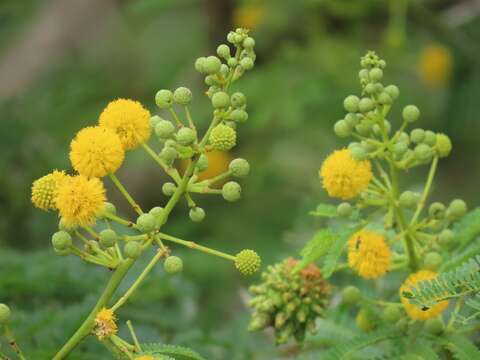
[355, 236, 361, 250]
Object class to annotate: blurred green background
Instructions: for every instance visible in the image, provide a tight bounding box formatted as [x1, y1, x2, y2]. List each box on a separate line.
[0, 0, 479, 358]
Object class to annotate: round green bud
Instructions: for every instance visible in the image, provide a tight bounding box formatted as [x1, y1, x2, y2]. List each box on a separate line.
[155, 89, 173, 109]
[194, 154, 208, 172]
[173, 87, 192, 105]
[162, 182, 177, 196]
[203, 56, 222, 74]
[230, 109, 248, 122]
[209, 124, 236, 151]
[155, 120, 175, 139]
[0, 304, 11, 324]
[414, 144, 433, 163]
[358, 98, 375, 113]
[337, 202, 353, 217]
[342, 285, 361, 304]
[356, 308, 376, 332]
[164, 256, 183, 274]
[211, 91, 230, 109]
[378, 92, 392, 105]
[343, 95, 360, 113]
[361, 141, 376, 153]
[216, 44, 231, 59]
[227, 58, 238, 67]
[424, 252, 443, 271]
[54, 248, 71, 256]
[393, 142, 408, 157]
[149, 206, 166, 228]
[124, 241, 142, 259]
[359, 69, 369, 80]
[220, 64, 229, 76]
[227, 31, 236, 43]
[164, 139, 176, 148]
[194, 57, 206, 73]
[424, 130, 437, 146]
[384, 85, 399, 100]
[365, 83, 377, 95]
[429, 202, 446, 219]
[136, 213, 157, 233]
[351, 146, 367, 161]
[425, 318, 444, 335]
[399, 191, 420, 209]
[369, 67, 383, 82]
[99, 229, 117, 248]
[397, 132, 410, 144]
[159, 146, 178, 165]
[334, 120, 351, 138]
[229, 158, 250, 178]
[402, 105, 420, 122]
[438, 229, 454, 245]
[176, 127, 196, 146]
[222, 181, 241, 202]
[230, 92, 246, 108]
[240, 57, 254, 70]
[150, 115, 161, 128]
[243, 37, 255, 48]
[52, 231, 72, 251]
[345, 113, 359, 128]
[235, 249, 261, 275]
[189, 207, 205, 222]
[382, 305, 402, 323]
[355, 122, 372, 136]
[59, 217, 78, 231]
[410, 128, 425, 144]
[435, 133, 452, 158]
[447, 199, 467, 220]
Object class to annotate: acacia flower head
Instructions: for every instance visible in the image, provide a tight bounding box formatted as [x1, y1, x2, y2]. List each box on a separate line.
[348, 229, 391, 279]
[99, 98, 151, 150]
[320, 148, 372, 200]
[55, 175, 106, 227]
[400, 270, 449, 320]
[418, 44, 452, 89]
[94, 308, 117, 340]
[31, 170, 68, 211]
[70, 126, 125, 178]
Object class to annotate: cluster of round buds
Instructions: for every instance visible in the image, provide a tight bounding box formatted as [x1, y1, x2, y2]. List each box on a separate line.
[248, 258, 331, 344]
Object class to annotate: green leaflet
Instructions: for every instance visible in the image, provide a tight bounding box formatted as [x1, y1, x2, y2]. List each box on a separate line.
[140, 344, 206, 360]
[321, 226, 359, 278]
[453, 207, 480, 250]
[309, 203, 338, 218]
[440, 335, 480, 360]
[295, 229, 336, 272]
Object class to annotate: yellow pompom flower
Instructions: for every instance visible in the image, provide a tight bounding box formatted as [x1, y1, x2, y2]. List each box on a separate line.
[418, 44, 453, 89]
[31, 170, 68, 211]
[233, 4, 265, 30]
[94, 308, 117, 340]
[320, 149, 372, 200]
[70, 126, 125, 178]
[99, 98, 151, 150]
[55, 175, 106, 227]
[348, 230, 391, 279]
[400, 270, 449, 321]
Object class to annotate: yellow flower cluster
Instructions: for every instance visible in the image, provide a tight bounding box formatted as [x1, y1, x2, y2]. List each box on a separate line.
[400, 270, 449, 320]
[135, 357, 155, 360]
[347, 230, 391, 279]
[94, 308, 117, 340]
[31, 170, 68, 211]
[418, 44, 453, 89]
[320, 149, 372, 200]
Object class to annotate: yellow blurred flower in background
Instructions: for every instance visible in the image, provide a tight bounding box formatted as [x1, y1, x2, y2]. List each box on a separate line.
[180, 150, 232, 187]
[418, 44, 453, 89]
[233, 3, 265, 30]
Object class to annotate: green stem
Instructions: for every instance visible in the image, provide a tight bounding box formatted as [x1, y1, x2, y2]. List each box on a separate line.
[142, 143, 181, 183]
[3, 325, 26, 360]
[409, 156, 439, 226]
[447, 296, 464, 331]
[126, 320, 142, 352]
[169, 108, 183, 127]
[109, 174, 143, 215]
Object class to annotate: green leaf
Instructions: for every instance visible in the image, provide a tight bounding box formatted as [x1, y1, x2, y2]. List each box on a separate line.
[441, 335, 480, 360]
[140, 344, 206, 360]
[453, 207, 480, 249]
[321, 226, 358, 278]
[295, 229, 336, 272]
[309, 203, 337, 218]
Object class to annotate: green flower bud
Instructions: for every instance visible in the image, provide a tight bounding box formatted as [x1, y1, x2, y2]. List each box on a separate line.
[344, 113, 359, 128]
[222, 181, 241, 202]
[54, 248, 71, 257]
[176, 127, 196, 146]
[429, 202, 446, 219]
[162, 182, 177, 196]
[397, 132, 410, 144]
[189, 207, 205, 222]
[424, 252, 443, 271]
[356, 308, 376, 332]
[220, 64, 229, 76]
[230, 109, 248, 122]
[410, 129, 425, 144]
[240, 57, 254, 70]
[425, 318, 444, 335]
[52, 231, 72, 251]
[164, 255, 183, 273]
[124, 241, 141, 259]
[402, 105, 420, 122]
[382, 305, 401, 323]
[194, 57, 207, 73]
[399, 191, 420, 208]
[155, 120, 175, 139]
[358, 97, 375, 113]
[343, 95, 360, 113]
[337, 203, 353, 217]
[155, 89, 173, 109]
[424, 130, 437, 146]
[227, 58, 238, 67]
[173, 87, 192, 105]
[203, 56, 222, 74]
[393, 142, 408, 157]
[384, 85, 399, 100]
[149, 206, 166, 228]
[361, 140, 376, 153]
[351, 145, 367, 161]
[136, 213, 157, 233]
[435, 133, 452, 158]
[342, 285, 361, 304]
[378, 92, 392, 105]
[216, 44, 231, 59]
[230, 92, 246, 108]
[414, 144, 433, 163]
[359, 69, 369, 80]
[369, 67, 383, 82]
[0, 304, 11, 324]
[209, 124, 236, 151]
[99, 229, 117, 248]
[164, 139, 176, 148]
[334, 120, 351, 138]
[235, 249, 261, 275]
[159, 146, 178, 165]
[365, 83, 377, 95]
[150, 115, 161, 128]
[355, 122, 372, 136]
[229, 158, 250, 178]
[243, 37, 255, 49]
[438, 229, 454, 245]
[211, 91, 230, 108]
[447, 199, 467, 220]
